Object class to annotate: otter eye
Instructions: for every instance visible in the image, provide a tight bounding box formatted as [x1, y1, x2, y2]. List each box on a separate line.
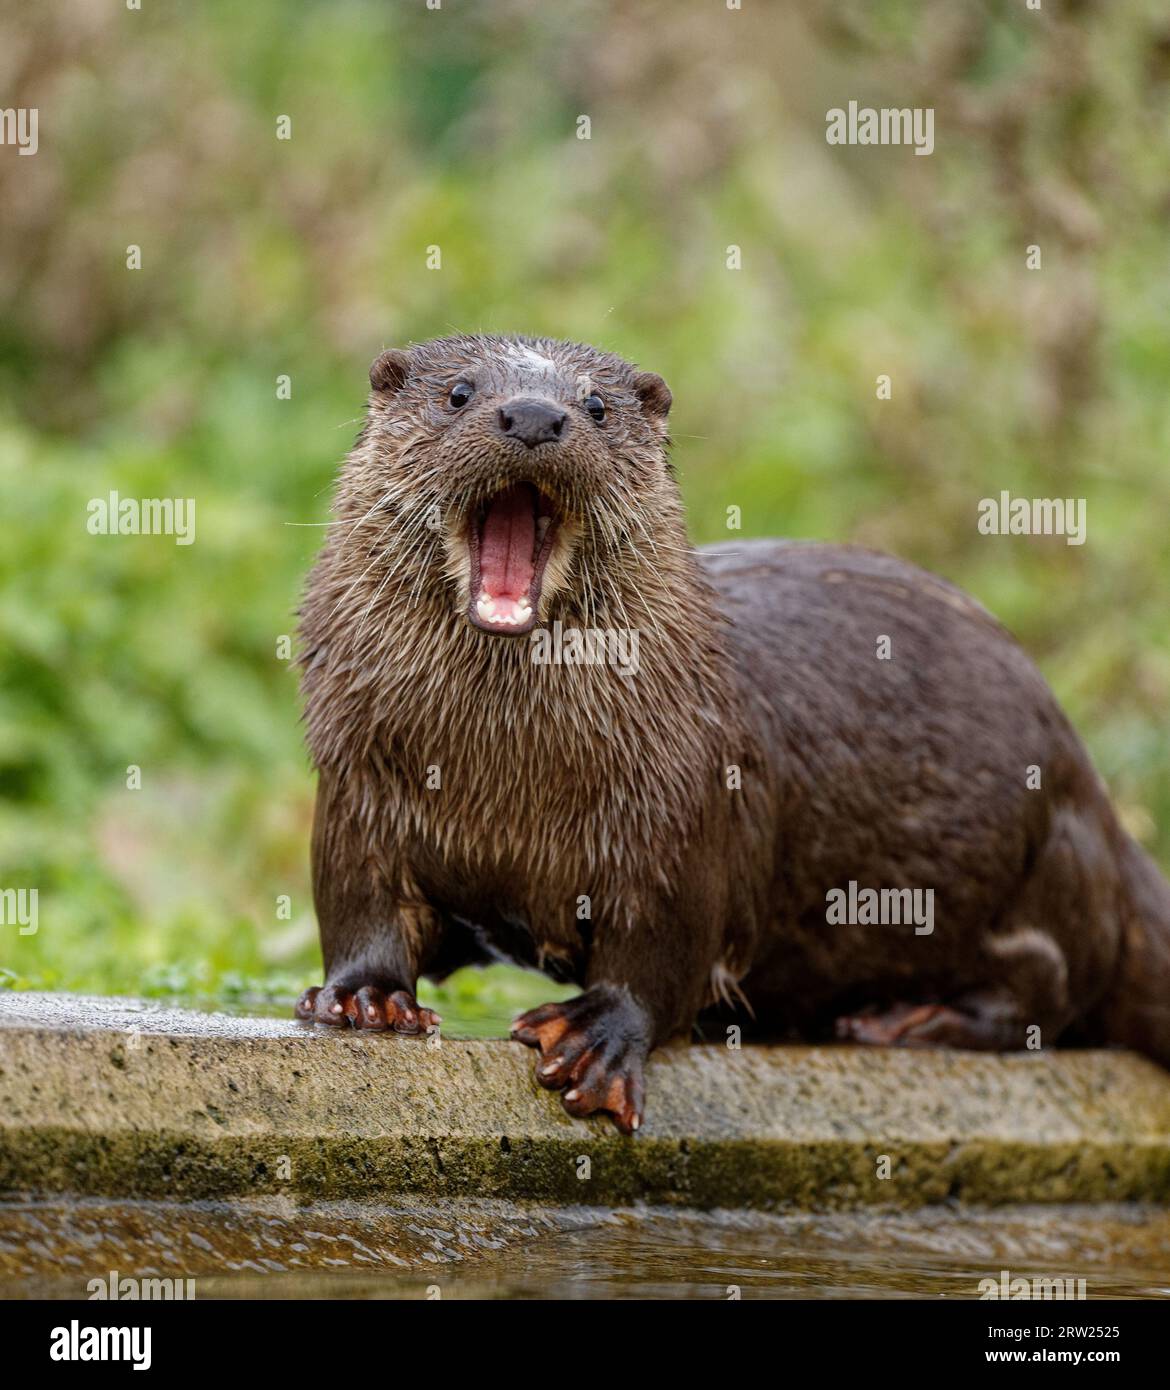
[448, 381, 475, 409]
[584, 393, 605, 423]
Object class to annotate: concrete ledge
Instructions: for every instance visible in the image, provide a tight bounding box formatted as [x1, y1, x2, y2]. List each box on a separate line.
[2, 994, 1170, 1209]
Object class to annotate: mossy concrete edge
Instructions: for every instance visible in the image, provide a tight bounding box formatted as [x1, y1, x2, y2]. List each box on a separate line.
[3, 994, 1170, 1208]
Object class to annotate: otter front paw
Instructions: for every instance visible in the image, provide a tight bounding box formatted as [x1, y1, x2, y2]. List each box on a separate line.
[296, 983, 441, 1034]
[511, 985, 650, 1135]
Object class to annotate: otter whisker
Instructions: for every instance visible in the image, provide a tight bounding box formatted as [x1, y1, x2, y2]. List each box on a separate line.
[318, 511, 400, 627]
[350, 510, 442, 647]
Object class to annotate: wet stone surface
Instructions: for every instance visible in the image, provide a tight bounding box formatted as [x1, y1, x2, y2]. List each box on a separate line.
[3, 993, 1170, 1208]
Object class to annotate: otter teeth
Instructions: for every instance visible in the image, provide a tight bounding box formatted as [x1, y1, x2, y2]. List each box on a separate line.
[477, 592, 532, 626]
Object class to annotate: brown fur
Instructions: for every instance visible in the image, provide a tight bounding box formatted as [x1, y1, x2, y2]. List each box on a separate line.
[297, 333, 1170, 1129]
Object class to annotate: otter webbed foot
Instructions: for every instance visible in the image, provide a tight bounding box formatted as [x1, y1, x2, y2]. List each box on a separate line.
[835, 991, 1025, 1050]
[296, 982, 441, 1034]
[511, 984, 650, 1135]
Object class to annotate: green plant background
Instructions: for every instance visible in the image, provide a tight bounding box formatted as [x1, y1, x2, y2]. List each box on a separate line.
[1, 1, 1167, 1032]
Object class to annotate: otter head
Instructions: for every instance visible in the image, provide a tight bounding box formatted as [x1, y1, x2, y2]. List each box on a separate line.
[359, 334, 673, 636]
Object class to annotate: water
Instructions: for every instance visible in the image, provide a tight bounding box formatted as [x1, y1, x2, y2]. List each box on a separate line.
[2, 1199, 1168, 1299]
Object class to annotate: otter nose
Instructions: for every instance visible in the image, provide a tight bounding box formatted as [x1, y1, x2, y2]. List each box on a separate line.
[496, 397, 568, 448]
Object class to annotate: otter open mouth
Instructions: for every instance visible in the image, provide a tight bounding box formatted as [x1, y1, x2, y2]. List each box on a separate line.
[467, 482, 560, 635]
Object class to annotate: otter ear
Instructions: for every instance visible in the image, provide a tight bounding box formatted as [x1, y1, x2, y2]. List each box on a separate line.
[633, 370, 672, 419]
[370, 348, 411, 394]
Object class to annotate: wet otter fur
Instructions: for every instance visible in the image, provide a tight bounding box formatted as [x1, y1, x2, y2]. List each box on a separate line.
[297, 333, 1170, 1133]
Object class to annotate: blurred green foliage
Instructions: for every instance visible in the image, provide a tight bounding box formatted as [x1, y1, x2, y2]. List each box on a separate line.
[1, 0, 1167, 1026]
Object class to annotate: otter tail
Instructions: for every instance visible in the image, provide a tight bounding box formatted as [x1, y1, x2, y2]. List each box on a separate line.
[1089, 835, 1170, 1067]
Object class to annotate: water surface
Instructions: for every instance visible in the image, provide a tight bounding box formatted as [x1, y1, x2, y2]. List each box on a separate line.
[2, 1199, 1167, 1300]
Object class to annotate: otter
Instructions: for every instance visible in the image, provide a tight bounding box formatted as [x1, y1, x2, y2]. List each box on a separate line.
[296, 333, 1170, 1134]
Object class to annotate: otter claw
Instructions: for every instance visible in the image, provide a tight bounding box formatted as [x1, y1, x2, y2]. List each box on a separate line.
[512, 986, 649, 1135]
[296, 983, 441, 1034]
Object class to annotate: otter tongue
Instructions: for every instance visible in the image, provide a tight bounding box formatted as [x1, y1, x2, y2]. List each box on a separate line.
[479, 484, 536, 603]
